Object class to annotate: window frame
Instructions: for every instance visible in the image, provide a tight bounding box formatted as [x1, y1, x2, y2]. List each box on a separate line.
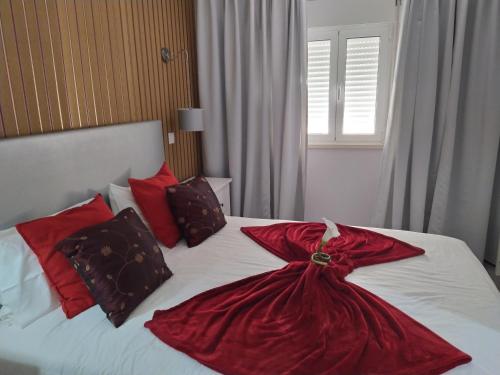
[307, 23, 395, 148]
[307, 29, 339, 146]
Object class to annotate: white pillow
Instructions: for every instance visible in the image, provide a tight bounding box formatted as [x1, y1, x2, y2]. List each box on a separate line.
[108, 184, 151, 231]
[0, 198, 92, 328]
[0, 227, 59, 328]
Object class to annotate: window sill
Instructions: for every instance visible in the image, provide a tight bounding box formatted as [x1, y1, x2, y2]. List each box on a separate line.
[308, 142, 384, 149]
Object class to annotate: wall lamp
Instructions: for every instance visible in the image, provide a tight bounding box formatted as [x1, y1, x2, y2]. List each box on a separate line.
[161, 47, 204, 132]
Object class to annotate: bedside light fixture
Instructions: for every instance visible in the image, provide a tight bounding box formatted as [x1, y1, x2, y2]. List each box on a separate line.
[161, 47, 204, 132]
[178, 107, 203, 131]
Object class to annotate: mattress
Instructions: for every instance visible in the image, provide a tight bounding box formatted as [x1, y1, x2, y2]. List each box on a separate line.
[0, 216, 499, 375]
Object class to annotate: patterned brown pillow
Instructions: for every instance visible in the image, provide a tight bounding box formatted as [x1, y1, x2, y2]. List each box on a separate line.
[55, 208, 172, 327]
[166, 177, 227, 247]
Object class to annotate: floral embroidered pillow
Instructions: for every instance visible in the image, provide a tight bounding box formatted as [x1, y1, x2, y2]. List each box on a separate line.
[166, 177, 226, 247]
[55, 208, 172, 327]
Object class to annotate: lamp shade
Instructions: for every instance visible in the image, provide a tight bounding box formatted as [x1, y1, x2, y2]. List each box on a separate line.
[178, 108, 204, 131]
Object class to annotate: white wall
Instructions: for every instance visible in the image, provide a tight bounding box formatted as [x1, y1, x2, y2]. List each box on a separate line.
[304, 0, 397, 225]
[307, 0, 397, 27]
[305, 149, 382, 225]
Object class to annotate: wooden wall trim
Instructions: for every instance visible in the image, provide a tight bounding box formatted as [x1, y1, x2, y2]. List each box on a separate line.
[0, 0, 201, 180]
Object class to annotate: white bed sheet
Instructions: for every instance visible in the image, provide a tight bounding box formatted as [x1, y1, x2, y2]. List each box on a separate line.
[0, 216, 499, 375]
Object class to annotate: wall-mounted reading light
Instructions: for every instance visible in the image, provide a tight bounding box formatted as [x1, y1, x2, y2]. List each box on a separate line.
[161, 47, 203, 132]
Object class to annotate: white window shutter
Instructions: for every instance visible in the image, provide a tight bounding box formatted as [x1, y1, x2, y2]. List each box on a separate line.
[307, 40, 331, 135]
[342, 36, 380, 135]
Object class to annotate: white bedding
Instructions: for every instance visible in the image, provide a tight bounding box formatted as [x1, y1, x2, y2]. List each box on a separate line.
[1, 216, 499, 375]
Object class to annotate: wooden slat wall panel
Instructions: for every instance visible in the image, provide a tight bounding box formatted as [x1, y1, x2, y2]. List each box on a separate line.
[0, 98, 4, 137]
[92, 0, 117, 125]
[0, 0, 31, 136]
[36, 0, 69, 131]
[77, 0, 102, 126]
[181, 0, 195, 175]
[159, 0, 174, 175]
[56, 0, 78, 128]
[169, 0, 187, 177]
[10, 1, 43, 134]
[185, 0, 202, 172]
[23, 0, 52, 133]
[0, 0, 202, 180]
[177, 0, 190, 177]
[144, 0, 158, 124]
[0, 7, 17, 137]
[120, 0, 140, 122]
[107, 0, 130, 124]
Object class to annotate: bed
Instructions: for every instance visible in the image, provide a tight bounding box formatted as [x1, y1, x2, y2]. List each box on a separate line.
[0, 121, 499, 375]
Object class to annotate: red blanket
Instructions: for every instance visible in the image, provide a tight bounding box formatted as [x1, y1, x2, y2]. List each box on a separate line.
[145, 223, 471, 375]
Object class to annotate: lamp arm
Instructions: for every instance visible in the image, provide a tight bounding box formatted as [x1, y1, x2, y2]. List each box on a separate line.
[182, 49, 192, 109]
[164, 48, 192, 109]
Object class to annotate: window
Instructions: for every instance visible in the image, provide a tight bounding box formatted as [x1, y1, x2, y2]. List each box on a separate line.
[307, 24, 394, 146]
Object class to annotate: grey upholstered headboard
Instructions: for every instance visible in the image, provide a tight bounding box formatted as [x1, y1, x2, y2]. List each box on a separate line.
[0, 121, 165, 230]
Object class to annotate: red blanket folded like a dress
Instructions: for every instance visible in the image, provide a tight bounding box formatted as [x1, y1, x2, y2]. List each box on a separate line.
[145, 222, 471, 375]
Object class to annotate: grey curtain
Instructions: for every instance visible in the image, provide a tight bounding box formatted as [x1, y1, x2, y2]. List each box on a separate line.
[195, 0, 307, 220]
[373, 0, 500, 261]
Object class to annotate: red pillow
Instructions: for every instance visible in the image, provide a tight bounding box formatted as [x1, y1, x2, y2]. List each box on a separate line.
[128, 163, 180, 248]
[16, 195, 114, 318]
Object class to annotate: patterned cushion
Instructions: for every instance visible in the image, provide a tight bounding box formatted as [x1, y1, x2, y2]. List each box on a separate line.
[55, 208, 172, 327]
[166, 177, 226, 247]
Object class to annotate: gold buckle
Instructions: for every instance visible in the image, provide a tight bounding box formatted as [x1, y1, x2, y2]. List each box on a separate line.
[311, 252, 331, 266]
